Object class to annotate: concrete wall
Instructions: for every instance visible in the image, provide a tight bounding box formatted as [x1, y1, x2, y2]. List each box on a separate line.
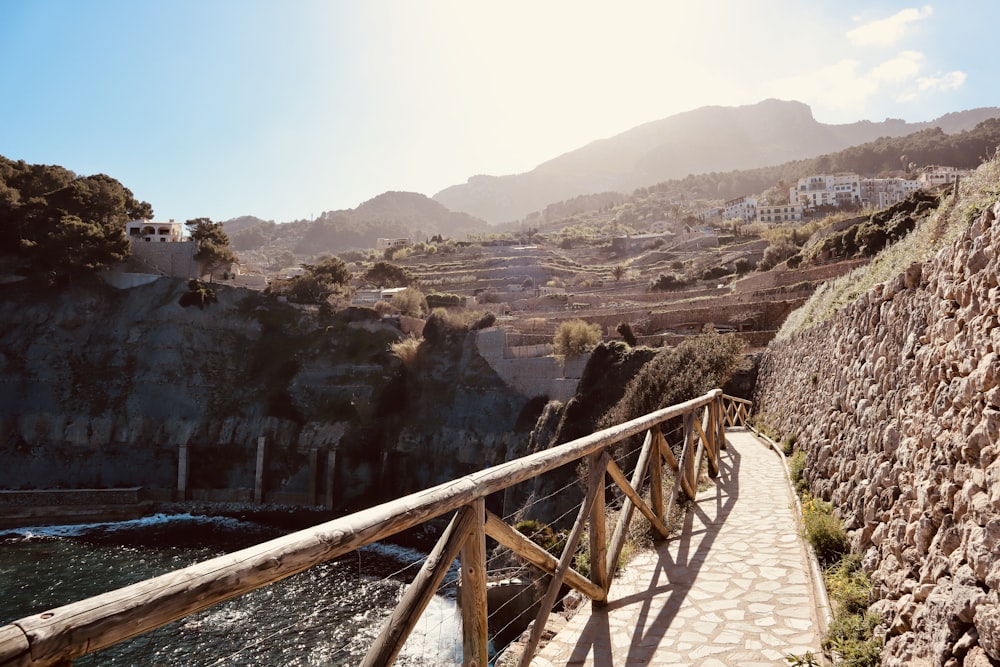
[129, 239, 199, 279]
[475, 328, 588, 402]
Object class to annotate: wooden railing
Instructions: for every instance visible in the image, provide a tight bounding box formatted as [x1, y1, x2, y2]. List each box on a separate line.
[0, 391, 752, 667]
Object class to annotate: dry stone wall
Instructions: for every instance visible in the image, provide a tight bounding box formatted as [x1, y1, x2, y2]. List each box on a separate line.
[754, 201, 1000, 666]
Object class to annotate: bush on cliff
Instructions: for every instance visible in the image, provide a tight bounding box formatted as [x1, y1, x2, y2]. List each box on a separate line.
[553, 319, 602, 358]
[600, 331, 745, 428]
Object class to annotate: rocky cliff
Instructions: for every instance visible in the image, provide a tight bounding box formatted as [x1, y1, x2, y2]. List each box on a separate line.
[754, 195, 1000, 665]
[0, 278, 532, 514]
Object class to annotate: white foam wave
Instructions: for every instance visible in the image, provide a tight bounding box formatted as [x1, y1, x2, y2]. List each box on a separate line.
[0, 513, 256, 540]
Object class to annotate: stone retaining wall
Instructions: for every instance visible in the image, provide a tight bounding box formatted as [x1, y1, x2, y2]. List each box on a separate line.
[754, 201, 1000, 665]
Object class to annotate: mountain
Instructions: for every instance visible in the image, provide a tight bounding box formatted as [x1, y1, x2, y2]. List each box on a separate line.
[433, 99, 1000, 223]
[225, 191, 489, 258]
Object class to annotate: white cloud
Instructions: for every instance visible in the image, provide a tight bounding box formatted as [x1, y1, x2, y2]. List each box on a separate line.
[764, 51, 932, 114]
[899, 70, 967, 101]
[871, 51, 925, 83]
[847, 5, 933, 47]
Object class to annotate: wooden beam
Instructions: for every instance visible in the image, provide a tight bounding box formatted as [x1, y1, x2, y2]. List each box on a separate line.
[605, 458, 670, 541]
[656, 429, 679, 472]
[361, 506, 475, 667]
[483, 511, 604, 602]
[460, 498, 488, 667]
[0, 624, 29, 667]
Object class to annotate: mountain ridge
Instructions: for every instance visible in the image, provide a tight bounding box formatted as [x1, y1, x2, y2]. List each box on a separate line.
[433, 99, 1000, 223]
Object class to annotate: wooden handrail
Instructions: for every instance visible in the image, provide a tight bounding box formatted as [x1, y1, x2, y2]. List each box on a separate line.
[0, 388, 752, 667]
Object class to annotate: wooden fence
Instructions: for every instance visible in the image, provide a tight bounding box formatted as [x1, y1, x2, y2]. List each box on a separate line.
[0, 391, 752, 667]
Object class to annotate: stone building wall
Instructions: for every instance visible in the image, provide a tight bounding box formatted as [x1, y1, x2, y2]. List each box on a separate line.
[754, 201, 1000, 665]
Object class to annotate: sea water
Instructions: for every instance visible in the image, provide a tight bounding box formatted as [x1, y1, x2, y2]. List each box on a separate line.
[0, 514, 463, 665]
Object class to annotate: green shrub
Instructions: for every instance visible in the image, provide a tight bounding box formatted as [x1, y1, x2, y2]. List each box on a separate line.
[179, 279, 217, 309]
[789, 450, 807, 494]
[553, 319, 602, 358]
[823, 611, 882, 667]
[801, 494, 849, 565]
[782, 434, 798, 457]
[825, 553, 871, 615]
[514, 519, 567, 557]
[390, 287, 427, 317]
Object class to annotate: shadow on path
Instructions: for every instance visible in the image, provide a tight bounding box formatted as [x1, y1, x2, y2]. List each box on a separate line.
[561, 439, 743, 664]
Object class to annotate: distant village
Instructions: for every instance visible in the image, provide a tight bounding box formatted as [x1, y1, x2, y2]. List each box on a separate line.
[712, 164, 967, 225]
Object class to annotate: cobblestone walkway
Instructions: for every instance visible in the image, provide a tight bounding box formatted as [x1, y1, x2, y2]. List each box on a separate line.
[531, 428, 827, 666]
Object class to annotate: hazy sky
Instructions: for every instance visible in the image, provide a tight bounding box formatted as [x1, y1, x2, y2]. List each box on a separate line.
[1, 1, 996, 223]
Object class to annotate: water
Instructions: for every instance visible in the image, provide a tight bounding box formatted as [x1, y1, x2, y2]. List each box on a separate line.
[0, 515, 463, 665]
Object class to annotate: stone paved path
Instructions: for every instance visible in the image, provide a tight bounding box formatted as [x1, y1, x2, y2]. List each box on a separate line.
[531, 428, 827, 666]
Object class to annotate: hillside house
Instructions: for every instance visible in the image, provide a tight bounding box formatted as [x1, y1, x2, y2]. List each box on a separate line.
[724, 195, 757, 224]
[757, 203, 804, 223]
[376, 238, 411, 252]
[918, 165, 970, 188]
[126, 219, 185, 243]
[860, 177, 922, 209]
[351, 286, 408, 306]
[122, 219, 199, 280]
[790, 173, 861, 209]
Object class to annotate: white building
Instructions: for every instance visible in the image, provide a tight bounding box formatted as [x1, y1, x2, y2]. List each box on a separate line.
[376, 238, 411, 251]
[723, 195, 757, 224]
[790, 173, 861, 209]
[918, 166, 970, 188]
[757, 203, 804, 223]
[351, 286, 408, 305]
[860, 178, 922, 209]
[126, 219, 185, 243]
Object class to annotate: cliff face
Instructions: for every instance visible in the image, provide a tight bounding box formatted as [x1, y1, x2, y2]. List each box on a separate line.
[0, 278, 531, 513]
[754, 201, 1000, 665]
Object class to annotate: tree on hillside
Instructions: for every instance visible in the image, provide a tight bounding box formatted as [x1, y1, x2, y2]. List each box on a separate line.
[612, 264, 627, 281]
[364, 261, 416, 288]
[187, 218, 237, 282]
[282, 255, 353, 305]
[0, 165, 153, 278]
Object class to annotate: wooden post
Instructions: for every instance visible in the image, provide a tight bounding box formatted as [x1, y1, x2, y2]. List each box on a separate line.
[308, 448, 318, 507]
[717, 395, 727, 451]
[362, 507, 475, 667]
[680, 413, 698, 500]
[649, 428, 664, 524]
[176, 444, 189, 502]
[588, 451, 609, 607]
[696, 407, 718, 478]
[325, 448, 337, 511]
[518, 459, 604, 667]
[460, 498, 488, 667]
[254, 436, 266, 504]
